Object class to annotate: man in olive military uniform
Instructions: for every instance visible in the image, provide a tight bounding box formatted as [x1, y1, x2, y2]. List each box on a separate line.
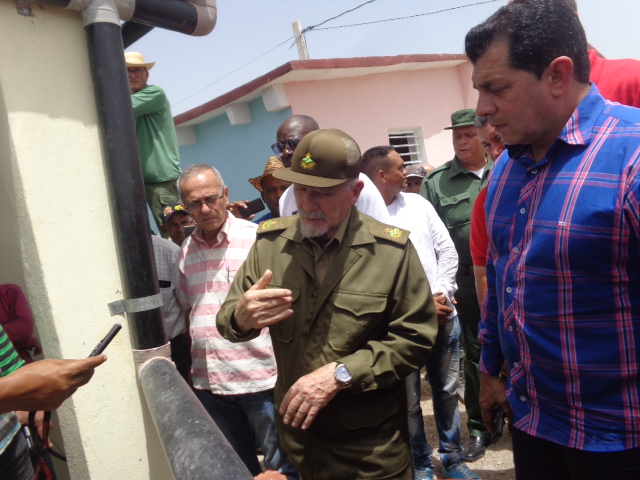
[420, 108, 493, 462]
[218, 129, 439, 480]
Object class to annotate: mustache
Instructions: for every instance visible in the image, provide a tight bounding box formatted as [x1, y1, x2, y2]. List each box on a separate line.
[298, 208, 326, 221]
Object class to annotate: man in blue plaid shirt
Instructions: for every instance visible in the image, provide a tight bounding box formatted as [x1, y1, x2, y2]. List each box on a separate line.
[465, 1, 640, 479]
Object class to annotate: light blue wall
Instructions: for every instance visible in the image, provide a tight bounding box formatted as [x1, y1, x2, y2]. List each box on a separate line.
[179, 98, 292, 203]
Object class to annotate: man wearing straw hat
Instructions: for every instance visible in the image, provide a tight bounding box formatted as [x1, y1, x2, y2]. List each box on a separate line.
[218, 128, 438, 479]
[248, 157, 291, 223]
[125, 51, 181, 232]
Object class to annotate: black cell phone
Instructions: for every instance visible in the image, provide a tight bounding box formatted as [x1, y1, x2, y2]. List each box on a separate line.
[184, 225, 196, 237]
[89, 324, 122, 357]
[240, 197, 266, 218]
[491, 408, 505, 443]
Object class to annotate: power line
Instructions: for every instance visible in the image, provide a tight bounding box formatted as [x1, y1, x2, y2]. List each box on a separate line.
[172, 35, 294, 108]
[310, 0, 503, 31]
[312, 0, 378, 30]
[172, 0, 500, 110]
[173, 1, 380, 109]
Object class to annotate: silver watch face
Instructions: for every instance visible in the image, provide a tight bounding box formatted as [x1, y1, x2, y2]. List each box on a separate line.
[335, 364, 352, 384]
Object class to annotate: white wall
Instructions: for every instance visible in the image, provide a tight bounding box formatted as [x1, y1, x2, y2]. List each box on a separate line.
[0, 1, 172, 478]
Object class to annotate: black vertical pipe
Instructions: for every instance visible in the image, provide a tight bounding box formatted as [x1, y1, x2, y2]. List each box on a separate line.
[85, 21, 167, 350]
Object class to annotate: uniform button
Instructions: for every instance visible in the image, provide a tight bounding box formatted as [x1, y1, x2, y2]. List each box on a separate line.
[208, 267, 214, 271]
[318, 262, 325, 268]
[520, 395, 526, 402]
[512, 247, 519, 254]
[360, 382, 367, 389]
[531, 169, 538, 174]
[513, 362, 520, 368]
[205, 332, 210, 337]
[520, 208, 526, 214]
[508, 326, 514, 332]
[506, 287, 512, 293]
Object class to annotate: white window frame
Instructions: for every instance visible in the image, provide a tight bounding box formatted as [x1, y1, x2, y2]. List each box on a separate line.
[388, 128, 427, 165]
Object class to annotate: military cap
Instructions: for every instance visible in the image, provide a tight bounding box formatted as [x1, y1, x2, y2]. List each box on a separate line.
[444, 108, 477, 130]
[273, 129, 361, 188]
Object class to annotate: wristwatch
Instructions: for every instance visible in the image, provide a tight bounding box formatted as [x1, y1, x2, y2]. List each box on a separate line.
[334, 363, 352, 389]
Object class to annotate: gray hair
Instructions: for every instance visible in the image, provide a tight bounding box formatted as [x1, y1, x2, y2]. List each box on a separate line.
[177, 164, 225, 202]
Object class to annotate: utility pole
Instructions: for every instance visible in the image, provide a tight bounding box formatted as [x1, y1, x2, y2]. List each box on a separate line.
[292, 20, 309, 60]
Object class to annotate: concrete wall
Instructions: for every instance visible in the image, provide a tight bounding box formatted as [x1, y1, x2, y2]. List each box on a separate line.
[0, 2, 172, 478]
[178, 98, 291, 203]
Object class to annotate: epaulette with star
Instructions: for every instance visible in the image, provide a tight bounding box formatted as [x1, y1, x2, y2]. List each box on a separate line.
[257, 215, 297, 235]
[364, 216, 410, 245]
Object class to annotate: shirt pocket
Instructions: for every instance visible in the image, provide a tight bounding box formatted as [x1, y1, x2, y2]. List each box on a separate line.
[267, 286, 300, 344]
[439, 190, 471, 230]
[328, 291, 387, 353]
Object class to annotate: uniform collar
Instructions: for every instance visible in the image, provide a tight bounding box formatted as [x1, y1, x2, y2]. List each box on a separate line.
[283, 207, 376, 247]
[448, 155, 493, 178]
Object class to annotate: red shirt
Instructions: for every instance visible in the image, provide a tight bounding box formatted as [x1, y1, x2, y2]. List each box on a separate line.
[0, 284, 40, 363]
[589, 49, 640, 108]
[470, 187, 488, 266]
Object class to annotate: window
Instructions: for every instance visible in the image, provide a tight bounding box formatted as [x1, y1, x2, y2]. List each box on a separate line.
[388, 128, 426, 164]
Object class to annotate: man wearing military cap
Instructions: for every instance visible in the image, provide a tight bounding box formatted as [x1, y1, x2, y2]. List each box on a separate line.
[218, 129, 439, 480]
[420, 108, 493, 461]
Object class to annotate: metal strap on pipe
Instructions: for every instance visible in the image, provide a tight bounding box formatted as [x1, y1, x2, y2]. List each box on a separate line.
[108, 293, 163, 316]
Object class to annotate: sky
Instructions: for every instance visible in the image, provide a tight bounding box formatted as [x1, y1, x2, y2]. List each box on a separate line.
[130, 0, 640, 116]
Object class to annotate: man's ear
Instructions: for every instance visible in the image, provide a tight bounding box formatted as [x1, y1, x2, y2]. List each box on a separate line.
[159, 224, 167, 234]
[377, 169, 386, 183]
[546, 56, 574, 99]
[351, 180, 365, 205]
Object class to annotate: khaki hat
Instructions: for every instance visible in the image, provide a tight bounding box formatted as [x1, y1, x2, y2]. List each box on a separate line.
[124, 51, 155, 70]
[273, 129, 361, 188]
[444, 108, 476, 130]
[248, 157, 285, 193]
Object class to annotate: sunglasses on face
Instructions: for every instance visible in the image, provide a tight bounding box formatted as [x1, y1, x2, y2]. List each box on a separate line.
[271, 138, 301, 156]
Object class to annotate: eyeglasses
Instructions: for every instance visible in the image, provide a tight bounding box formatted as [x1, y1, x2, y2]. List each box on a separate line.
[186, 193, 224, 212]
[271, 138, 301, 156]
[127, 68, 146, 77]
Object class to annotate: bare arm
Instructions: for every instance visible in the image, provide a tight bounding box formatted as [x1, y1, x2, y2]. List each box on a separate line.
[0, 356, 106, 414]
[474, 265, 488, 309]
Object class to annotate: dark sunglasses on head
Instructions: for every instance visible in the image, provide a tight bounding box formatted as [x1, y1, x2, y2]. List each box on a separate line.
[271, 138, 301, 156]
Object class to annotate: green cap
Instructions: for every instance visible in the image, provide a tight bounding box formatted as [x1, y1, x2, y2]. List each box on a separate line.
[273, 129, 361, 188]
[444, 108, 477, 130]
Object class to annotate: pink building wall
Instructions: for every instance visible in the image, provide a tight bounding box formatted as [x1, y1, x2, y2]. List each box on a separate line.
[283, 62, 478, 167]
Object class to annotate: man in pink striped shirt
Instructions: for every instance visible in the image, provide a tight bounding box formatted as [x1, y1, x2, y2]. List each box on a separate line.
[177, 164, 296, 479]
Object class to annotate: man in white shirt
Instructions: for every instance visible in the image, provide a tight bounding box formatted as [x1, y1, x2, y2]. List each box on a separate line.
[273, 115, 391, 222]
[362, 146, 479, 480]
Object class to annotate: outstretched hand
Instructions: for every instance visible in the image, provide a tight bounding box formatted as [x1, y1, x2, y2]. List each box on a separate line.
[227, 200, 255, 221]
[233, 270, 293, 333]
[0, 356, 106, 414]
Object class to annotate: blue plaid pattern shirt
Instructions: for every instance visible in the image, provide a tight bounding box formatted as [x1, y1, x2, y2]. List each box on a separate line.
[481, 84, 640, 452]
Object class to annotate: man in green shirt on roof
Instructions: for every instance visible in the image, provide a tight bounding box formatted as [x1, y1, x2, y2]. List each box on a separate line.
[126, 51, 182, 232]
